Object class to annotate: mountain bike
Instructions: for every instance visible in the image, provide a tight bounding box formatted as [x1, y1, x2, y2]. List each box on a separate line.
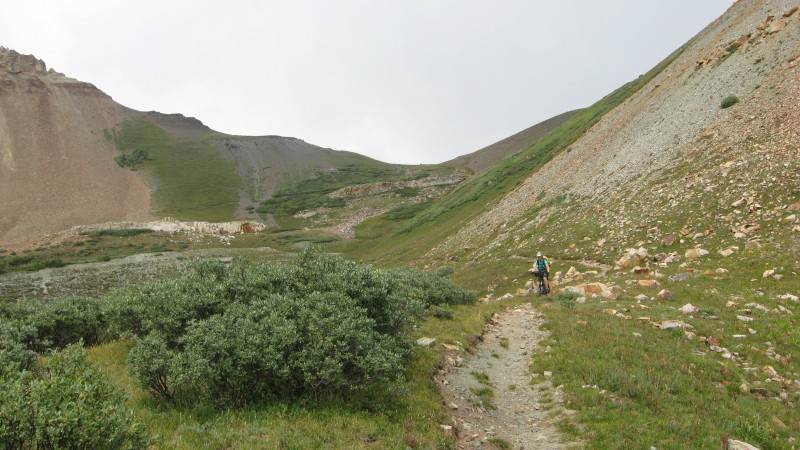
[530, 270, 550, 295]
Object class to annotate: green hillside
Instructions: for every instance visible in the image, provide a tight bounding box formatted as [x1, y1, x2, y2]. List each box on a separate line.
[341, 44, 689, 264]
[109, 117, 241, 221]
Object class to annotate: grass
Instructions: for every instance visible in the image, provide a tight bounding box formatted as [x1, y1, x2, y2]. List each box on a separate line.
[526, 248, 799, 448]
[111, 117, 241, 221]
[470, 387, 497, 410]
[471, 371, 492, 386]
[721, 95, 740, 109]
[486, 437, 512, 449]
[80, 295, 524, 449]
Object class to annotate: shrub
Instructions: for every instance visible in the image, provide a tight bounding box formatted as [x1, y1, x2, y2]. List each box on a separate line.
[114, 148, 151, 169]
[20, 296, 107, 350]
[110, 251, 476, 406]
[0, 320, 38, 377]
[0, 344, 148, 449]
[428, 304, 455, 320]
[720, 95, 739, 109]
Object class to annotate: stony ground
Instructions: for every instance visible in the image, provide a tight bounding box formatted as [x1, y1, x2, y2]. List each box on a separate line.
[439, 303, 580, 449]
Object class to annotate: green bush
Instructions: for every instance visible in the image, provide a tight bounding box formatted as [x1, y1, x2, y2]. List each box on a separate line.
[0, 320, 38, 377]
[19, 296, 107, 350]
[0, 344, 148, 449]
[428, 304, 455, 320]
[720, 95, 739, 109]
[108, 251, 476, 406]
[385, 201, 432, 220]
[114, 148, 151, 169]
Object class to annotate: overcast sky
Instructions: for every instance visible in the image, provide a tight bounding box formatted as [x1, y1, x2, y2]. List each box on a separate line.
[2, 1, 732, 164]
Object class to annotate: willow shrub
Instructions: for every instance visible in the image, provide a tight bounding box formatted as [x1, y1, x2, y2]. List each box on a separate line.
[105, 251, 476, 406]
[0, 344, 148, 449]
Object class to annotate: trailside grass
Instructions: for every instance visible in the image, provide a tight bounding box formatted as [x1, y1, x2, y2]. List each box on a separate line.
[527, 244, 799, 449]
[86, 296, 524, 449]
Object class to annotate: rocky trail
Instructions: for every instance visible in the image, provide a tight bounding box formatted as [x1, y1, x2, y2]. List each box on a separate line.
[438, 303, 579, 449]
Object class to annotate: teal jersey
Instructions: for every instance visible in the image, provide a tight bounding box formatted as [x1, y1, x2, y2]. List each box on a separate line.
[535, 258, 549, 272]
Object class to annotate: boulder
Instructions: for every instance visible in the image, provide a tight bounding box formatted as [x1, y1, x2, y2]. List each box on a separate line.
[416, 337, 437, 347]
[763, 269, 775, 278]
[565, 282, 615, 299]
[685, 248, 709, 259]
[661, 234, 675, 246]
[617, 247, 649, 268]
[779, 294, 799, 302]
[719, 248, 734, 257]
[782, 214, 797, 224]
[632, 266, 650, 274]
[638, 279, 661, 288]
[660, 320, 691, 330]
[767, 20, 787, 34]
[657, 289, 673, 300]
[680, 303, 699, 314]
[728, 439, 760, 450]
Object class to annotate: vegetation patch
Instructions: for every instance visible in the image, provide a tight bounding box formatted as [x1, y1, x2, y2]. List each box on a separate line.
[0, 344, 148, 449]
[100, 250, 475, 406]
[80, 228, 154, 238]
[111, 117, 241, 221]
[257, 164, 403, 216]
[721, 95, 740, 109]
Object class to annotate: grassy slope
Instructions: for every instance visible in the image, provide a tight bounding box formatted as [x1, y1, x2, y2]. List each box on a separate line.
[340, 44, 689, 265]
[112, 117, 241, 221]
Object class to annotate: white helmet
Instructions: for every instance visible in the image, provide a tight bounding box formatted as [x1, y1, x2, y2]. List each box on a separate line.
[536, 251, 542, 257]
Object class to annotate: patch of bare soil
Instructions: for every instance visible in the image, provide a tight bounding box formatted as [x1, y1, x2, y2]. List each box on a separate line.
[439, 303, 580, 449]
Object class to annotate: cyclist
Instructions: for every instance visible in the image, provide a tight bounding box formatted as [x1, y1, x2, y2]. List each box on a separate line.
[529, 251, 551, 294]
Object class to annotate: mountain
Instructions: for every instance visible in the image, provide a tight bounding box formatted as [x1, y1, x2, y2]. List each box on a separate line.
[0, 48, 444, 245]
[0, 48, 149, 245]
[444, 109, 580, 175]
[372, 0, 800, 266]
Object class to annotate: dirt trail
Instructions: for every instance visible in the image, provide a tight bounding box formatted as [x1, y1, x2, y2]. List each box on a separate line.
[439, 303, 579, 449]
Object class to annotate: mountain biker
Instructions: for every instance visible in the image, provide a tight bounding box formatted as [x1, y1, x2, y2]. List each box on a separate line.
[529, 251, 550, 293]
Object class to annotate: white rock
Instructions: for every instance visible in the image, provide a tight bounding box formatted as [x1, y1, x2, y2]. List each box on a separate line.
[636, 294, 650, 302]
[680, 303, 699, 314]
[719, 249, 735, 257]
[733, 335, 748, 339]
[737, 315, 754, 323]
[780, 294, 799, 302]
[660, 320, 691, 330]
[416, 337, 437, 347]
[763, 269, 775, 278]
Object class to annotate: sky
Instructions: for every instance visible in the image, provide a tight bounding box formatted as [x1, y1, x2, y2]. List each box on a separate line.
[1, 1, 733, 164]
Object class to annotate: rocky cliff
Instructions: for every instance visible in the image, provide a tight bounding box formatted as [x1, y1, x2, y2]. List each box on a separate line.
[0, 48, 151, 244]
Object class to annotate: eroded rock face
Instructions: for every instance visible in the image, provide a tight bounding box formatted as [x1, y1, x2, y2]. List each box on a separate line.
[0, 48, 47, 75]
[0, 47, 151, 245]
